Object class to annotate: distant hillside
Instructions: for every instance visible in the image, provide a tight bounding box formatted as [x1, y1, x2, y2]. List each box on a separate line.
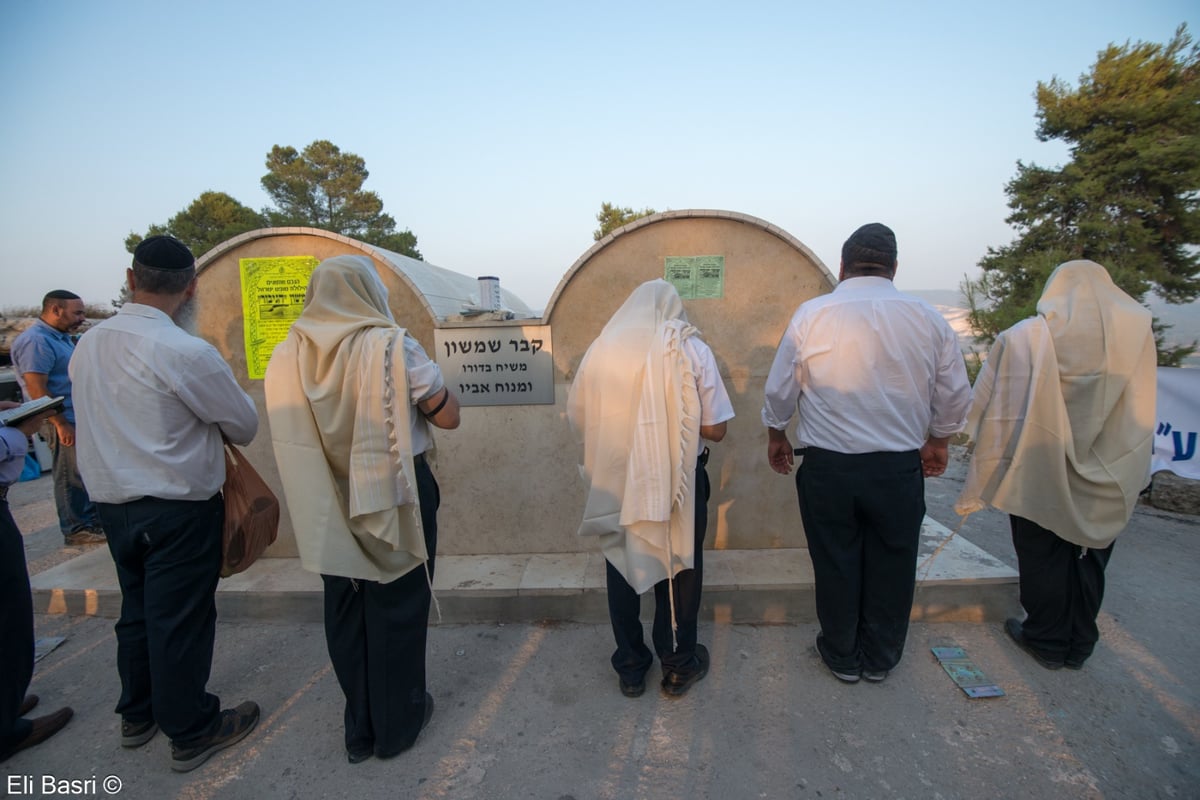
[909, 290, 1200, 368]
[908, 289, 967, 309]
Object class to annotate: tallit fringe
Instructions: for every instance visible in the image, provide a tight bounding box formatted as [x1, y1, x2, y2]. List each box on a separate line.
[383, 331, 439, 619]
[382, 332, 415, 503]
[666, 325, 700, 516]
[663, 322, 701, 652]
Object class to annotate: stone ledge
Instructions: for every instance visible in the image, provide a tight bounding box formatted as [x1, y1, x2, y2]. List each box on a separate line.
[30, 517, 1018, 624]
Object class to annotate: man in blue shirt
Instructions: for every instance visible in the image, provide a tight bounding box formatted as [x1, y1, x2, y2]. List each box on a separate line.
[10, 290, 105, 546]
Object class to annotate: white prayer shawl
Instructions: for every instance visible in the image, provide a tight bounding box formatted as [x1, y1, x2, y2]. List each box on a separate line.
[955, 260, 1156, 548]
[567, 280, 703, 595]
[264, 255, 426, 583]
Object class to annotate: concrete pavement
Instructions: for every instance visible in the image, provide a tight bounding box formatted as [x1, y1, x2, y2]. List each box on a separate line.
[4, 447, 1198, 799]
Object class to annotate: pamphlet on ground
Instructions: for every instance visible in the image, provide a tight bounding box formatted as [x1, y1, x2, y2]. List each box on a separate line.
[0, 395, 64, 426]
[931, 640, 1005, 698]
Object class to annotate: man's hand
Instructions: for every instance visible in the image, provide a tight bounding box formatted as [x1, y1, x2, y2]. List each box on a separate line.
[767, 428, 794, 475]
[53, 418, 75, 447]
[920, 436, 950, 477]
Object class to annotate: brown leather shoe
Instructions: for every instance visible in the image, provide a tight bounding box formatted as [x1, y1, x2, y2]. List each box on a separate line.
[0, 707, 73, 762]
[18, 694, 39, 716]
[64, 529, 106, 546]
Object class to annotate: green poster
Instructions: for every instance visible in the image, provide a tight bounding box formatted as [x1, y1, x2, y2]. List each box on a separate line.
[664, 255, 724, 299]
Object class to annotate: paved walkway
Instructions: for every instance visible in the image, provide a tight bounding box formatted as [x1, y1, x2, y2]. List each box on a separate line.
[5, 449, 1197, 798]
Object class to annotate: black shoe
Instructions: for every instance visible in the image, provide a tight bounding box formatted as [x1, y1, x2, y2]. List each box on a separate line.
[1064, 653, 1088, 670]
[170, 701, 260, 773]
[661, 644, 710, 697]
[347, 745, 373, 764]
[1005, 618, 1063, 670]
[0, 707, 73, 762]
[375, 692, 434, 760]
[862, 669, 888, 683]
[18, 694, 38, 716]
[619, 676, 646, 698]
[121, 718, 158, 748]
[422, 693, 434, 728]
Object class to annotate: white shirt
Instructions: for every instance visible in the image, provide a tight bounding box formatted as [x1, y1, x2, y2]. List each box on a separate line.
[401, 334, 444, 455]
[70, 303, 259, 503]
[761, 277, 970, 453]
[683, 337, 736, 441]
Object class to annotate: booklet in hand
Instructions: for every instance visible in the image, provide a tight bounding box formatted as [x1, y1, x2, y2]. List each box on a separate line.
[0, 396, 65, 427]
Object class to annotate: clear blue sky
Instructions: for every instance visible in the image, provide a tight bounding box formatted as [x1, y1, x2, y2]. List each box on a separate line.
[1, 0, 1195, 312]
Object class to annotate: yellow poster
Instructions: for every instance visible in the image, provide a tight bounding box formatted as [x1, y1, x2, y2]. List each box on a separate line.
[240, 256, 319, 379]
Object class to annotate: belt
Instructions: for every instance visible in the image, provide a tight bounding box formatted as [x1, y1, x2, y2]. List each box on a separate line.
[698, 447, 710, 467]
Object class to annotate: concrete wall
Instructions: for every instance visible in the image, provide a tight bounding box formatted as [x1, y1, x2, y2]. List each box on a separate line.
[194, 214, 836, 558]
[437, 210, 834, 555]
[197, 228, 441, 558]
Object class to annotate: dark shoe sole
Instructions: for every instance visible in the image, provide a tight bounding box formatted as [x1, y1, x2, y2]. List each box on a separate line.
[829, 667, 861, 684]
[170, 702, 260, 773]
[661, 645, 710, 697]
[1005, 618, 1063, 670]
[862, 670, 888, 683]
[121, 721, 159, 748]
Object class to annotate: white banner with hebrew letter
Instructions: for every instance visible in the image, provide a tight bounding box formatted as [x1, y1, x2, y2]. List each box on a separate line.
[1153, 367, 1200, 480]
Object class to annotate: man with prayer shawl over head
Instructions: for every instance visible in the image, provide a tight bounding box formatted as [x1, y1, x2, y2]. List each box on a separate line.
[264, 255, 460, 763]
[956, 260, 1155, 671]
[568, 279, 734, 698]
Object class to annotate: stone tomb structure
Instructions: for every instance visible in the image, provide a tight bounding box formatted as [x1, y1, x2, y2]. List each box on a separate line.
[31, 214, 1021, 625]
[195, 214, 835, 559]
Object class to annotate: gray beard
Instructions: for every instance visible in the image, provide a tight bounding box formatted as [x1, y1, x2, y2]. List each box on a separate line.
[172, 296, 199, 335]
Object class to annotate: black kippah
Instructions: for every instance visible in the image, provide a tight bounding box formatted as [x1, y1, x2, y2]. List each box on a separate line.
[133, 235, 195, 270]
[842, 223, 897, 270]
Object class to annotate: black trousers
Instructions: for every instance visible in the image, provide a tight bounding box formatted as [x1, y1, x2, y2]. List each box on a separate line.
[797, 447, 925, 674]
[606, 460, 710, 682]
[1011, 514, 1113, 664]
[98, 494, 224, 743]
[323, 456, 439, 758]
[0, 499, 34, 751]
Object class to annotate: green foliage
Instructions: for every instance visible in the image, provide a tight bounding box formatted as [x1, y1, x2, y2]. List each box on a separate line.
[593, 202, 657, 241]
[961, 351, 985, 386]
[120, 191, 266, 307]
[261, 140, 421, 259]
[124, 191, 266, 258]
[964, 25, 1200, 366]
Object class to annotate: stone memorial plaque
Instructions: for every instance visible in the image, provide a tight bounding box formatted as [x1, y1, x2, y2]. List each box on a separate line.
[434, 325, 554, 406]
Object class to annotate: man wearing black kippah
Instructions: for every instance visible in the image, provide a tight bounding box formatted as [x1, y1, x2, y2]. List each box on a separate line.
[761, 223, 971, 684]
[70, 236, 262, 772]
